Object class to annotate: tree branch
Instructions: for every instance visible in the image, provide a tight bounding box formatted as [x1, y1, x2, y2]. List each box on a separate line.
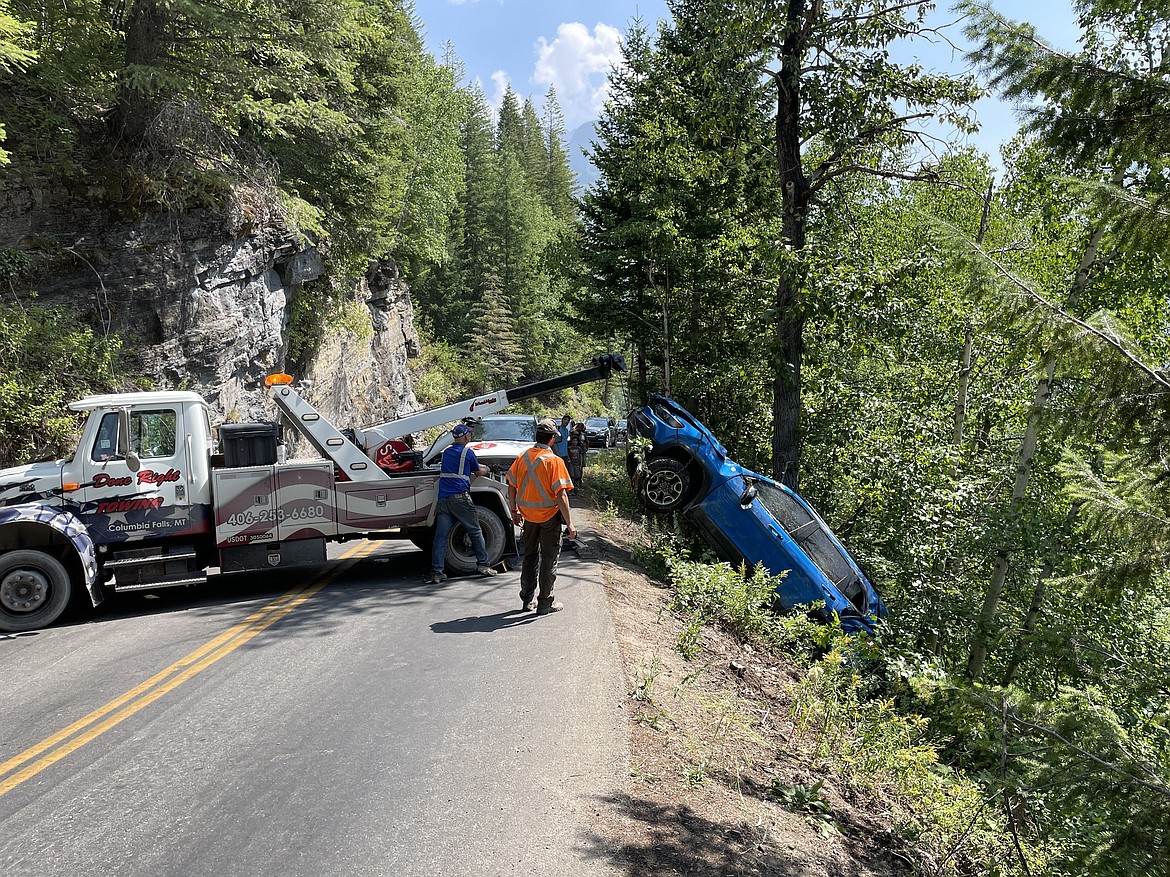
[1005, 711, 1170, 799]
[944, 224, 1170, 392]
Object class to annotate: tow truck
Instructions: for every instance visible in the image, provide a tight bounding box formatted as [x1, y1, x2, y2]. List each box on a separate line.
[0, 354, 626, 632]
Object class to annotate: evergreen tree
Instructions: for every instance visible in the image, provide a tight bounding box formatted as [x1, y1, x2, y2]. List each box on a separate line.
[540, 87, 576, 220]
[463, 271, 523, 388]
[519, 96, 548, 195]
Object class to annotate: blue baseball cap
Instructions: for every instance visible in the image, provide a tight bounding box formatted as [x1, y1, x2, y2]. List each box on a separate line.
[452, 424, 473, 438]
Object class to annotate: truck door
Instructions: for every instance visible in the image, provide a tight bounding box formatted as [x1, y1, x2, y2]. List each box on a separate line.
[79, 406, 197, 544]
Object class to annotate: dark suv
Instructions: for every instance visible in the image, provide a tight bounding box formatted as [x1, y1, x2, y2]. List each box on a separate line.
[583, 417, 617, 448]
[627, 395, 887, 634]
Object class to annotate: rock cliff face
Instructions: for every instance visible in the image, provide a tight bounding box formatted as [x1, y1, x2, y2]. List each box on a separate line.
[0, 174, 420, 440]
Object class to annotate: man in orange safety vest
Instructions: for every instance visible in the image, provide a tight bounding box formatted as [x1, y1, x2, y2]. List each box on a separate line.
[507, 417, 577, 615]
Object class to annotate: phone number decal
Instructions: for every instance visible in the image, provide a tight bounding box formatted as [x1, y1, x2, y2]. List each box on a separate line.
[226, 504, 328, 527]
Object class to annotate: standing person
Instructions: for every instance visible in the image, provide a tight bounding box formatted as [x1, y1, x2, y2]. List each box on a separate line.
[428, 423, 500, 583]
[555, 413, 572, 459]
[507, 418, 576, 615]
[566, 430, 585, 486]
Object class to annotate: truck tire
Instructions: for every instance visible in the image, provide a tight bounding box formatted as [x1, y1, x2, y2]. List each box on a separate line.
[445, 505, 506, 574]
[640, 457, 692, 512]
[0, 549, 74, 633]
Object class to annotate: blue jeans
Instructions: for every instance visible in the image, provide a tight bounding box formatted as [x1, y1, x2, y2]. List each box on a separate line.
[432, 493, 489, 573]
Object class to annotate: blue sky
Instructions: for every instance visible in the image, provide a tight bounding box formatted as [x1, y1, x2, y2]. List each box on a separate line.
[411, 0, 1083, 162]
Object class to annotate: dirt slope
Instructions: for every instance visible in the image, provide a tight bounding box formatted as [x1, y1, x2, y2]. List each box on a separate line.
[582, 507, 915, 877]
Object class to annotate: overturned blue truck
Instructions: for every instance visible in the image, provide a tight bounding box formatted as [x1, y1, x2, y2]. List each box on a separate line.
[626, 395, 887, 634]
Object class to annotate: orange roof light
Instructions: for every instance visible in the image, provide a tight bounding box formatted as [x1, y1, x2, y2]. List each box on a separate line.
[265, 373, 294, 387]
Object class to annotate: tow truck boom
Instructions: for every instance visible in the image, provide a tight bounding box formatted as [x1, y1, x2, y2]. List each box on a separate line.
[353, 353, 627, 457]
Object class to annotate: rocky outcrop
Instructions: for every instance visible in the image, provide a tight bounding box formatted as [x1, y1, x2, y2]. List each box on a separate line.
[0, 172, 420, 434]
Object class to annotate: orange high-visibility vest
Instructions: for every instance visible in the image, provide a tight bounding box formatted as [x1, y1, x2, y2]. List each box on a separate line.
[507, 445, 573, 523]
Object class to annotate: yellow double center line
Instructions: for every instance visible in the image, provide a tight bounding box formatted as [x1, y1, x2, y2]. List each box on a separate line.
[0, 540, 381, 798]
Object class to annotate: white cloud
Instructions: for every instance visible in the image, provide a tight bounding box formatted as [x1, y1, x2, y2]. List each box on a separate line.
[532, 22, 624, 129]
[489, 70, 510, 111]
[469, 70, 511, 122]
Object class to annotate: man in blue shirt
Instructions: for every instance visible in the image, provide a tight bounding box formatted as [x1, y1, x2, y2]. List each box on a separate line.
[556, 413, 572, 459]
[428, 423, 499, 583]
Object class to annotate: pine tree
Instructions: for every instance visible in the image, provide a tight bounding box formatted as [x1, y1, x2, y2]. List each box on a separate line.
[540, 87, 576, 220]
[463, 271, 523, 388]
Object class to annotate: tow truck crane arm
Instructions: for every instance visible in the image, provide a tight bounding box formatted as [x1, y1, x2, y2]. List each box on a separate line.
[352, 353, 627, 456]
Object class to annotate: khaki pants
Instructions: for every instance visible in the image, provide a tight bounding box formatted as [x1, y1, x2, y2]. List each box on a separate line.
[520, 516, 562, 605]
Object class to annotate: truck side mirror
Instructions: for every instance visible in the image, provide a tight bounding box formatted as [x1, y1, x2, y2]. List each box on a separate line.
[739, 482, 757, 509]
[117, 408, 142, 472]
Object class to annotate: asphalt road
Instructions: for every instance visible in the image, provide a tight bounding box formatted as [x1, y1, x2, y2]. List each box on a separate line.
[0, 516, 628, 877]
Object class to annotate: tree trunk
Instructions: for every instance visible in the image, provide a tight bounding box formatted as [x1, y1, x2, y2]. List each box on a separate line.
[967, 223, 1105, 680]
[1000, 561, 1050, 687]
[769, 9, 810, 490]
[662, 298, 672, 397]
[110, 0, 171, 147]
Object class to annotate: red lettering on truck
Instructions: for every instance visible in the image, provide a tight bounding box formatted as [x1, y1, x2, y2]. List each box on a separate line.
[93, 473, 134, 488]
[138, 468, 181, 485]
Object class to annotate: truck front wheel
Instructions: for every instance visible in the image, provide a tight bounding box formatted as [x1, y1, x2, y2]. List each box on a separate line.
[640, 457, 693, 512]
[445, 506, 506, 574]
[0, 550, 74, 632]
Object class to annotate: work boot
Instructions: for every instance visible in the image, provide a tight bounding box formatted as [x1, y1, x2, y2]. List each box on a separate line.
[536, 599, 564, 616]
[425, 570, 447, 584]
[476, 565, 498, 577]
[520, 590, 535, 612]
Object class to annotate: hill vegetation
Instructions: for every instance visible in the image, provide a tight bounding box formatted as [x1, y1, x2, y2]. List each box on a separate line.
[2, 0, 1168, 873]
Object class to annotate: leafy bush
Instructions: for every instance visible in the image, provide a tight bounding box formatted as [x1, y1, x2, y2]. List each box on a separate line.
[790, 649, 1021, 875]
[0, 302, 122, 466]
[286, 280, 373, 364]
[580, 447, 640, 512]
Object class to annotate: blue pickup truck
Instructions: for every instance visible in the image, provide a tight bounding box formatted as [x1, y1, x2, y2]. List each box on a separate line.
[627, 395, 887, 634]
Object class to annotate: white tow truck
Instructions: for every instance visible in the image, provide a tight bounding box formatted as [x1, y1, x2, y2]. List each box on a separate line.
[0, 354, 626, 631]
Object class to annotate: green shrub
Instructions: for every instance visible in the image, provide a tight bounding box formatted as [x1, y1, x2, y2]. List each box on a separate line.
[790, 648, 1022, 875]
[0, 303, 123, 466]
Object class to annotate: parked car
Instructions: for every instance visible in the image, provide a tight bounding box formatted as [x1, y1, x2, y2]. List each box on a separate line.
[626, 395, 887, 634]
[583, 416, 618, 448]
[423, 414, 538, 473]
[616, 419, 628, 442]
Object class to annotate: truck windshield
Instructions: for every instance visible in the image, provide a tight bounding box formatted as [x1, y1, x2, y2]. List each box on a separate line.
[474, 419, 536, 442]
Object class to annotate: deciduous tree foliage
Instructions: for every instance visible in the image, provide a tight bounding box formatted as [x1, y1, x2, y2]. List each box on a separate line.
[906, 3, 1170, 872]
[0, 0, 35, 164]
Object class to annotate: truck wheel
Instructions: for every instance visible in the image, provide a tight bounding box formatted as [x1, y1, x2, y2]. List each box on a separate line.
[0, 550, 74, 633]
[445, 506, 506, 574]
[640, 457, 692, 512]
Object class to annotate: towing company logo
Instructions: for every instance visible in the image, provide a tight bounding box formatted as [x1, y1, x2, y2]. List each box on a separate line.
[96, 497, 165, 513]
[468, 396, 498, 412]
[93, 468, 182, 489]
